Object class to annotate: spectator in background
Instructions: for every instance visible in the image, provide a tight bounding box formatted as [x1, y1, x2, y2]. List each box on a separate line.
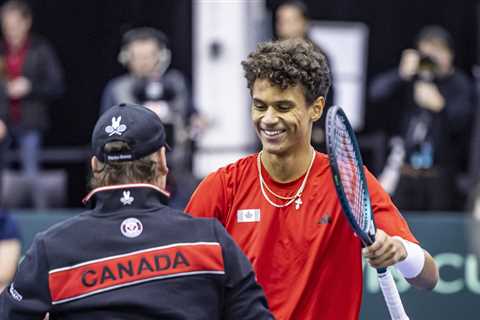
[275, 0, 308, 40]
[101, 28, 190, 118]
[370, 25, 473, 211]
[0, 84, 7, 199]
[0, 82, 10, 290]
[0, 209, 21, 293]
[0, 0, 64, 182]
[101, 27, 200, 147]
[468, 68, 480, 217]
[275, 0, 334, 151]
[101, 27, 205, 208]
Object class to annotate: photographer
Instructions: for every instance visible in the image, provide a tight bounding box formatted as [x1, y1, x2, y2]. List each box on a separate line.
[370, 25, 473, 211]
[101, 27, 205, 207]
[101, 28, 193, 146]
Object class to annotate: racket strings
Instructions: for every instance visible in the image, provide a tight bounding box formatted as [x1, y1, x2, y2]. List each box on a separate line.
[333, 116, 368, 230]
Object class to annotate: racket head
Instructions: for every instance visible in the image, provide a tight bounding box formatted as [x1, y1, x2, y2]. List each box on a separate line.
[325, 106, 376, 245]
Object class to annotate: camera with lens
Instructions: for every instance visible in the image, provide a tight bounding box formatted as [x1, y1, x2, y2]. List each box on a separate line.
[416, 54, 439, 80]
[133, 78, 176, 104]
[133, 78, 178, 148]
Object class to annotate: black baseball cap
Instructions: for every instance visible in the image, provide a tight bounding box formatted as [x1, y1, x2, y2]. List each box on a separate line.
[92, 103, 169, 162]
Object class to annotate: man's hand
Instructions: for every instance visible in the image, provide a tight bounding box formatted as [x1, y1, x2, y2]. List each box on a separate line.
[7, 76, 31, 99]
[145, 101, 171, 121]
[362, 229, 407, 269]
[399, 49, 420, 80]
[364, 230, 439, 289]
[414, 81, 445, 112]
[0, 119, 6, 141]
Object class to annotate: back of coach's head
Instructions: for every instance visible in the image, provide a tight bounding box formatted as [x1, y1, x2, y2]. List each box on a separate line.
[90, 103, 170, 189]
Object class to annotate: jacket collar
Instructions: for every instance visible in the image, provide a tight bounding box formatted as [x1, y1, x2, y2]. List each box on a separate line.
[83, 183, 170, 213]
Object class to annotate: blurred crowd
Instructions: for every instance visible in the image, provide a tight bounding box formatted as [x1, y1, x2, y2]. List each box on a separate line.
[1, 0, 480, 291]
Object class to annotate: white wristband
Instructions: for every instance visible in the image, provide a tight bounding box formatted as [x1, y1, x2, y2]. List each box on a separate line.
[393, 236, 425, 279]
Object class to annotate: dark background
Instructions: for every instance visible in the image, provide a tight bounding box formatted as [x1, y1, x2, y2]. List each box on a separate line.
[32, 0, 193, 146]
[6, 0, 478, 207]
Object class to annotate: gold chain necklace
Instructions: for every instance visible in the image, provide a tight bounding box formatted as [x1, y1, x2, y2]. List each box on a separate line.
[257, 147, 315, 210]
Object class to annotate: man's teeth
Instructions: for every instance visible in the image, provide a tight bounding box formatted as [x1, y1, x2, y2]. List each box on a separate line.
[264, 130, 282, 136]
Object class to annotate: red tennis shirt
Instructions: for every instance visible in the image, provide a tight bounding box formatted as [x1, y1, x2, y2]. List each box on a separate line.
[185, 152, 417, 320]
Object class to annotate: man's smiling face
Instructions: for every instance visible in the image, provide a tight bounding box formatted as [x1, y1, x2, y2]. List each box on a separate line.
[251, 79, 322, 156]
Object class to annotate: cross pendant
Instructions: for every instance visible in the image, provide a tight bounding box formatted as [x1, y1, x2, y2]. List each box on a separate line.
[294, 197, 302, 210]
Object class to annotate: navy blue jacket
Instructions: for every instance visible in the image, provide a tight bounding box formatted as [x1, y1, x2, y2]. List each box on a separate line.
[0, 184, 273, 320]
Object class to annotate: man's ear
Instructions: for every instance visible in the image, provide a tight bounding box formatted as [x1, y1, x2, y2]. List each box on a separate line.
[154, 147, 169, 190]
[310, 96, 325, 122]
[91, 156, 99, 173]
[156, 147, 169, 176]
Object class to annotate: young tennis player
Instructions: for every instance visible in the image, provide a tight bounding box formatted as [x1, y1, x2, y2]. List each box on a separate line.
[186, 38, 439, 319]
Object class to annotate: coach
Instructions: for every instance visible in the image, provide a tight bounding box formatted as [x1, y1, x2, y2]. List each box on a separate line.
[0, 103, 273, 319]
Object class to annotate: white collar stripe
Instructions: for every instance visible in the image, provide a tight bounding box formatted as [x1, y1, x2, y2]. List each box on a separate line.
[82, 183, 170, 204]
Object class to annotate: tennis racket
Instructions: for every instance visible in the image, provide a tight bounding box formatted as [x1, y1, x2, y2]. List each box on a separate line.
[325, 105, 409, 320]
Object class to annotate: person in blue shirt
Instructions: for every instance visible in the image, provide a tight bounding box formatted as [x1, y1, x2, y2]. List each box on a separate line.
[0, 210, 21, 293]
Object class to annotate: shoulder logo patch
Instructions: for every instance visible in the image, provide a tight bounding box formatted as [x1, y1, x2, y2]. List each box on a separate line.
[120, 218, 143, 238]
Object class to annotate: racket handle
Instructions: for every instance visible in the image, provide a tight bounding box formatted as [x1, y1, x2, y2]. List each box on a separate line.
[377, 269, 409, 320]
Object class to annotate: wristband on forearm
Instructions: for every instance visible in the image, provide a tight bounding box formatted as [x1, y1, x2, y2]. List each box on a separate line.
[393, 236, 425, 279]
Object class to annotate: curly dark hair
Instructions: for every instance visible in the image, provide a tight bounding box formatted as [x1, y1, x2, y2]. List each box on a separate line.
[241, 38, 331, 104]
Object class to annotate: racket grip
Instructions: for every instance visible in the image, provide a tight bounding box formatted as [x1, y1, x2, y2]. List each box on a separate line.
[377, 270, 409, 320]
